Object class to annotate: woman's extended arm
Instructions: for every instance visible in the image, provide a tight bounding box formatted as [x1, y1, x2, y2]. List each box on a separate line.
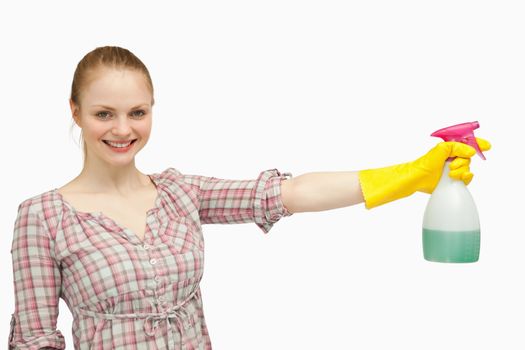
[280, 171, 364, 213]
[280, 138, 491, 213]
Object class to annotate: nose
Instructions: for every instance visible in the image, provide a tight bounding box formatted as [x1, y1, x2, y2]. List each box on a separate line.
[111, 114, 133, 136]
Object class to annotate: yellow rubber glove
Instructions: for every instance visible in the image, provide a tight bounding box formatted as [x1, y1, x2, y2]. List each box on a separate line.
[358, 137, 491, 209]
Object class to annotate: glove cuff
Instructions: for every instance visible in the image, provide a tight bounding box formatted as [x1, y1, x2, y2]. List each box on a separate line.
[358, 163, 417, 209]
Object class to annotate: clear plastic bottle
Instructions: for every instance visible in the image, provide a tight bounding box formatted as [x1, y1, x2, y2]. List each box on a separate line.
[422, 121, 486, 263]
[422, 160, 480, 262]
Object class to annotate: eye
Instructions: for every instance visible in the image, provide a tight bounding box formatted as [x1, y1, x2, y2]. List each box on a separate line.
[131, 110, 146, 118]
[96, 111, 111, 120]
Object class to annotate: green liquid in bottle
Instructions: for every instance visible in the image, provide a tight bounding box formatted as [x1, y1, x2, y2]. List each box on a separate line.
[422, 228, 480, 263]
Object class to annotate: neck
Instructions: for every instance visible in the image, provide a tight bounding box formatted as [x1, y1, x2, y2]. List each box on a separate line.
[76, 155, 149, 194]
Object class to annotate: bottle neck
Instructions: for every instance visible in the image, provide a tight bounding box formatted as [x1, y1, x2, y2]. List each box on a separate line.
[437, 160, 460, 187]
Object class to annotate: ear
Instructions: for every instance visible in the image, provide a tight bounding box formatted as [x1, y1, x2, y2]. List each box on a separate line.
[69, 99, 81, 126]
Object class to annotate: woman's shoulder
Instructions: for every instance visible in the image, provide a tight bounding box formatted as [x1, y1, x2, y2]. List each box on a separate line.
[156, 166, 183, 180]
[13, 189, 64, 237]
[154, 166, 209, 191]
[16, 188, 61, 213]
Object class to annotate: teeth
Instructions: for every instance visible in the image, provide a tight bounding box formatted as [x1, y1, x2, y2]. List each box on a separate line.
[105, 140, 133, 148]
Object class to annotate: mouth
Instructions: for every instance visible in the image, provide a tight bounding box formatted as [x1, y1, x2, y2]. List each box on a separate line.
[102, 139, 138, 149]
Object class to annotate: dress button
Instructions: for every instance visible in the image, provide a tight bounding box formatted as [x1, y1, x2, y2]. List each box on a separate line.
[143, 243, 150, 250]
[150, 258, 157, 265]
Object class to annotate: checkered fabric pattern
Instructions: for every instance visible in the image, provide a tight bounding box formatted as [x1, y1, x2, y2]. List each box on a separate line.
[8, 167, 293, 349]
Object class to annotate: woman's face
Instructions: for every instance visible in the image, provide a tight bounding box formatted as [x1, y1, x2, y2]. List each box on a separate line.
[71, 67, 153, 167]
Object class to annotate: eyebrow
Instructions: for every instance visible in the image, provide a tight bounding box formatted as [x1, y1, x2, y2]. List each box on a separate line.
[91, 104, 149, 110]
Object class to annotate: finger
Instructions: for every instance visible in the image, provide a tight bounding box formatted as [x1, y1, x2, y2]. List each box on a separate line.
[475, 137, 492, 152]
[449, 157, 470, 170]
[449, 165, 470, 180]
[433, 141, 473, 162]
[447, 141, 476, 159]
[462, 172, 474, 185]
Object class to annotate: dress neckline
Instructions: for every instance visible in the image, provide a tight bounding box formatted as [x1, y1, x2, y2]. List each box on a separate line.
[53, 172, 163, 219]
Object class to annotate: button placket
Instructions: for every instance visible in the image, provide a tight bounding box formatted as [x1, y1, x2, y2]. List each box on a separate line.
[145, 213, 167, 311]
[150, 253, 166, 307]
[152, 270, 166, 307]
[146, 212, 160, 241]
[147, 242, 159, 266]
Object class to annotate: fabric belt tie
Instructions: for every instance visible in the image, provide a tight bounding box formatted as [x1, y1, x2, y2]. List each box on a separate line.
[75, 288, 200, 350]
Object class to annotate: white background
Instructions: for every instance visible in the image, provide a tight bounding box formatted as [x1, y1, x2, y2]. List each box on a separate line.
[1, 1, 523, 349]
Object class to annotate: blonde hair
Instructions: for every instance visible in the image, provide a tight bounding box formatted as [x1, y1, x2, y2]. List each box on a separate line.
[69, 46, 155, 162]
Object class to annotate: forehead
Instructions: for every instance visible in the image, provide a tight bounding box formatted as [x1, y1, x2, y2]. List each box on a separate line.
[83, 67, 152, 107]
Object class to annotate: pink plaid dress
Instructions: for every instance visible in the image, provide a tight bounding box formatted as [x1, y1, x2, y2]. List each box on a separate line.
[8, 167, 293, 349]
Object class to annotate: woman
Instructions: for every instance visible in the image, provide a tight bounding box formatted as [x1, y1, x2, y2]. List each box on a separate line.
[8, 46, 491, 349]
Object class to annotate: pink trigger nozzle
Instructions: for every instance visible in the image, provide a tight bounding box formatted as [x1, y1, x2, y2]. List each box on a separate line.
[431, 121, 486, 160]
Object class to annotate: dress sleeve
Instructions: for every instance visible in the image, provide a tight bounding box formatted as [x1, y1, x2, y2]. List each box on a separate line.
[177, 168, 294, 234]
[8, 200, 66, 350]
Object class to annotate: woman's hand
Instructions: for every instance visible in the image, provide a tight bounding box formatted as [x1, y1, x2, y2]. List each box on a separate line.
[411, 137, 492, 193]
[358, 137, 492, 209]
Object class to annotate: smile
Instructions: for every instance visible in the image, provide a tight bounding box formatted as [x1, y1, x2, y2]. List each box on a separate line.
[102, 139, 137, 151]
[103, 139, 137, 147]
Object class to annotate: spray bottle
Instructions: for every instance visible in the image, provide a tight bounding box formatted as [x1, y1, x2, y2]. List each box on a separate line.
[422, 121, 486, 263]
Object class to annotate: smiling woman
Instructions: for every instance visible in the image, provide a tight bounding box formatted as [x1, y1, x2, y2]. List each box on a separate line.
[8, 45, 298, 350]
[8, 45, 491, 350]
